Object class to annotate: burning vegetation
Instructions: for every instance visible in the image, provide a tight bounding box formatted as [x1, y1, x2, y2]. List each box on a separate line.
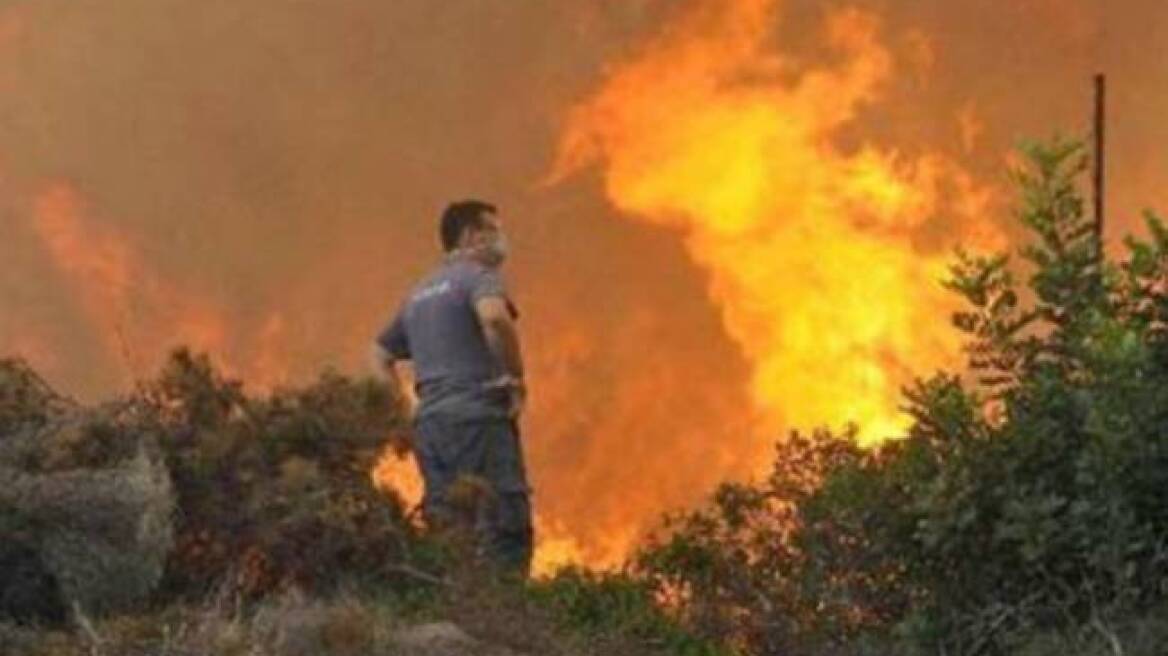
[2, 0, 1168, 653]
[0, 0, 1151, 575]
[4, 140, 1168, 656]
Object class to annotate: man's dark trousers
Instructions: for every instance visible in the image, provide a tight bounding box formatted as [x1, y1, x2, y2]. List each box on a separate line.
[414, 413, 533, 574]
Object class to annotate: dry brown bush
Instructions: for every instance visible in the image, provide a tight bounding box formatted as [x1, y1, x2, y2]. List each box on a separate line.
[138, 349, 422, 600]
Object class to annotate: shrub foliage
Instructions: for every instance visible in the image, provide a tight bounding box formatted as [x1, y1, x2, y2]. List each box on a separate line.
[140, 350, 421, 599]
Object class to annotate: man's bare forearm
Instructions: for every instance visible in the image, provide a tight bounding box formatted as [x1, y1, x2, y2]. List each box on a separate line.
[370, 344, 418, 414]
[482, 318, 525, 380]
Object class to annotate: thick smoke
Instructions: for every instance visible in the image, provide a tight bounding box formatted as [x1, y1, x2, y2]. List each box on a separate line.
[0, 0, 1163, 565]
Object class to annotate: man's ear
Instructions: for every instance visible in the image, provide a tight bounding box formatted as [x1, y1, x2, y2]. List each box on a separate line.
[454, 227, 474, 251]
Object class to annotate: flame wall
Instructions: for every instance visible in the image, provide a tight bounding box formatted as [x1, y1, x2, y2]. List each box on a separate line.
[0, 0, 1164, 569]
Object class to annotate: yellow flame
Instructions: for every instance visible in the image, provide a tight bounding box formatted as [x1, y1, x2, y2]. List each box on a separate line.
[553, 0, 997, 445]
[373, 449, 426, 514]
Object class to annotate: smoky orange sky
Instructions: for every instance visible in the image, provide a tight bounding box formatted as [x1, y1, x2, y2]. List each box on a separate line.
[0, 0, 1164, 569]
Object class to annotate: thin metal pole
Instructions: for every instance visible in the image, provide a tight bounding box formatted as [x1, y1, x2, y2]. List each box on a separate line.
[1092, 73, 1106, 266]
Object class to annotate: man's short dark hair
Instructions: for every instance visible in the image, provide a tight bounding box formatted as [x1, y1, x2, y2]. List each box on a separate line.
[440, 200, 497, 252]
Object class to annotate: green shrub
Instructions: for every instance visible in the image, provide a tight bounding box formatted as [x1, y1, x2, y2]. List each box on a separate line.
[531, 567, 726, 655]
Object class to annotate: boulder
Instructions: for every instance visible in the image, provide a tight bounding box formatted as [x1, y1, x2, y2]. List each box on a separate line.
[0, 360, 175, 622]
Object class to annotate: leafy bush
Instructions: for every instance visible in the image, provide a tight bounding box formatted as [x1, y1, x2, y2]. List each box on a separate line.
[530, 567, 726, 656]
[0, 358, 76, 437]
[889, 140, 1168, 653]
[633, 429, 904, 654]
[137, 349, 426, 599]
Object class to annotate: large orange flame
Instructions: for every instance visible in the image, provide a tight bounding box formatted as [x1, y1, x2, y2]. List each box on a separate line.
[552, 0, 1000, 445]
